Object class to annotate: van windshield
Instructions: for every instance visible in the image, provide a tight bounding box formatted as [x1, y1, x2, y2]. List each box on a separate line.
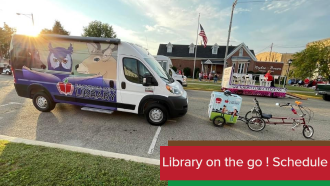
[144, 58, 173, 83]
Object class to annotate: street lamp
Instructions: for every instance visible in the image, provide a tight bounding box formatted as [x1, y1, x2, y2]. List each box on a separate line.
[16, 13, 34, 26]
[284, 59, 293, 87]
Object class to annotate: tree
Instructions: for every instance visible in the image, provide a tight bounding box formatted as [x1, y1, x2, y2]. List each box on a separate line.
[40, 20, 70, 35]
[82, 20, 117, 38]
[0, 22, 16, 59]
[292, 42, 330, 80]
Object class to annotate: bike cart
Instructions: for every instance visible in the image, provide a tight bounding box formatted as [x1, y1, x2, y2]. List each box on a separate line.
[208, 91, 242, 127]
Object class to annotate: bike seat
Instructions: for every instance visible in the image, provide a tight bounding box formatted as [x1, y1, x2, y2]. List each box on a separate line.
[262, 113, 272, 119]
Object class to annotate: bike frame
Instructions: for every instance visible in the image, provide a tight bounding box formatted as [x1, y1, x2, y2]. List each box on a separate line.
[251, 98, 308, 126]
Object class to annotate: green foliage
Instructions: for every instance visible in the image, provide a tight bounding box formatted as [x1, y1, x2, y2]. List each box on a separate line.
[82, 20, 117, 38]
[171, 66, 177, 72]
[194, 67, 200, 78]
[293, 42, 330, 80]
[183, 67, 191, 76]
[40, 20, 70, 35]
[0, 23, 16, 58]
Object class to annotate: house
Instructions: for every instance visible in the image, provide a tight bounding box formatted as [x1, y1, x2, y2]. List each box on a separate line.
[157, 42, 258, 77]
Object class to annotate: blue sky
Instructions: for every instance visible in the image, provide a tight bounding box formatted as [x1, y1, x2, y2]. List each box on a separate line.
[1, 0, 330, 55]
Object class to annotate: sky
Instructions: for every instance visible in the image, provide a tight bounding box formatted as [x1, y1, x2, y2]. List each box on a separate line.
[0, 0, 330, 55]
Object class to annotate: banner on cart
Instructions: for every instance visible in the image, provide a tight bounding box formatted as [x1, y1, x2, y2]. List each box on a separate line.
[160, 145, 330, 180]
[221, 67, 232, 88]
[231, 85, 286, 92]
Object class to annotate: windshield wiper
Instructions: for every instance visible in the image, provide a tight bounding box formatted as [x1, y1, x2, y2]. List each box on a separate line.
[160, 76, 169, 81]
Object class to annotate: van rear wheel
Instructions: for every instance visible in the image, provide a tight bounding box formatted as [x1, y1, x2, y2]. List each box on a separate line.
[145, 103, 168, 126]
[33, 92, 55, 112]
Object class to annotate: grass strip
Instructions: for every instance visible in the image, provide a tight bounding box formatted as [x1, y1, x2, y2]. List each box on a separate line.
[0, 140, 166, 186]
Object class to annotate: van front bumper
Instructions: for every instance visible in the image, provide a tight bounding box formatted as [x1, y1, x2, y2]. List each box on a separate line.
[168, 95, 188, 117]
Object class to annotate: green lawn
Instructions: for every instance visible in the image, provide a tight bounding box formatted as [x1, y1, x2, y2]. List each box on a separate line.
[285, 85, 315, 92]
[0, 140, 166, 186]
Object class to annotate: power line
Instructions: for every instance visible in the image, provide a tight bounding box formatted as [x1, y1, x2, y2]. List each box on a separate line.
[238, 0, 289, 3]
[256, 43, 272, 54]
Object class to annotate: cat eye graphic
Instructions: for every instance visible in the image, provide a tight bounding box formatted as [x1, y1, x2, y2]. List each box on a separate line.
[53, 57, 68, 64]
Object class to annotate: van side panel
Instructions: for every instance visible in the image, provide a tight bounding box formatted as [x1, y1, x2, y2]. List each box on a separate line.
[11, 34, 119, 110]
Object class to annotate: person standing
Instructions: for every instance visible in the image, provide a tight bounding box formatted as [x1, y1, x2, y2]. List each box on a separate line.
[199, 72, 202, 81]
[209, 73, 212, 82]
[214, 74, 218, 83]
[265, 70, 274, 87]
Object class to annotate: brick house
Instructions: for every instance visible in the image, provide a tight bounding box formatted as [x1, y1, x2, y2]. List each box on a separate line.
[157, 42, 285, 77]
[157, 42, 260, 77]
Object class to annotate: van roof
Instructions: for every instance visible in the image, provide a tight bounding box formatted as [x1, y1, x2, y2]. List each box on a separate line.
[12, 34, 121, 44]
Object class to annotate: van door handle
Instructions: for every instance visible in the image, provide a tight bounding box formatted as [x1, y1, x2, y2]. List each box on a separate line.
[121, 82, 126, 89]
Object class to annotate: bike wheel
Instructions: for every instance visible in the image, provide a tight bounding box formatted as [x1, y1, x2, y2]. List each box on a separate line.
[245, 111, 261, 121]
[303, 125, 314, 138]
[247, 117, 265, 132]
[213, 116, 225, 127]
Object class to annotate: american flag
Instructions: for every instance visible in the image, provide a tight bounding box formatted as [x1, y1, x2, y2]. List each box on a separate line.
[199, 24, 208, 48]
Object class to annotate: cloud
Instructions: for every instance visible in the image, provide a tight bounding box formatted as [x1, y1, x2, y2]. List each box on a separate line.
[120, 0, 250, 54]
[260, 0, 306, 14]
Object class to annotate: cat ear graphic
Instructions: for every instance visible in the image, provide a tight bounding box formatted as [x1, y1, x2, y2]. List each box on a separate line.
[48, 43, 53, 51]
[68, 43, 73, 53]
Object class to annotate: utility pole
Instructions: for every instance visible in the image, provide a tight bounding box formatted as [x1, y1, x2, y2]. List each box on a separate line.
[222, 0, 238, 82]
[269, 43, 273, 62]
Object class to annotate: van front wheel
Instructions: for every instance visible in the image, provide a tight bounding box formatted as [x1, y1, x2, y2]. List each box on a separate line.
[145, 103, 168, 126]
[33, 92, 55, 112]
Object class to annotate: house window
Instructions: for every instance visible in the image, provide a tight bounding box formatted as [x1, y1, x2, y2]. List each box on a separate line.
[232, 62, 236, 71]
[189, 43, 194, 54]
[239, 48, 243, 57]
[212, 43, 219, 54]
[238, 63, 245, 74]
[166, 42, 173, 53]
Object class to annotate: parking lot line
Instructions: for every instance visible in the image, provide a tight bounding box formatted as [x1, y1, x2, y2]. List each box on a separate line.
[148, 126, 161, 154]
[0, 102, 22, 107]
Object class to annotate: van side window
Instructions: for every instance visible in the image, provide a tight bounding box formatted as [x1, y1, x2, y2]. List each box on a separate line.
[123, 58, 151, 84]
[169, 69, 172, 77]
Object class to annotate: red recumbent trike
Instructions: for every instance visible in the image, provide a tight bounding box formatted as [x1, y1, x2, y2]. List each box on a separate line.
[243, 98, 314, 138]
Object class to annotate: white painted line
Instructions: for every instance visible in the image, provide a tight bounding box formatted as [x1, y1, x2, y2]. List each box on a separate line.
[0, 135, 160, 165]
[148, 126, 161, 155]
[0, 102, 22, 107]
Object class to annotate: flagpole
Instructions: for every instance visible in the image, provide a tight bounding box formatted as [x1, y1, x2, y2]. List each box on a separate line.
[193, 13, 200, 80]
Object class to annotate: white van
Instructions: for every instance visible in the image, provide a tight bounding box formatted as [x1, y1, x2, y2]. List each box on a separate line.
[154, 55, 187, 87]
[10, 34, 188, 125]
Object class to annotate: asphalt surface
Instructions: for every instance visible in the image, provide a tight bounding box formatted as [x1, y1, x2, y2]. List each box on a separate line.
[1, 74, 329, 160]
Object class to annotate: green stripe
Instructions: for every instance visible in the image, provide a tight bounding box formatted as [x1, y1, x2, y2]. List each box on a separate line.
[169, 181, 330, 186]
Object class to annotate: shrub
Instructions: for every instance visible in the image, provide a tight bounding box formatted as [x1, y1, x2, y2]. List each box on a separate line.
[183, 67, 191, 76]
[171, 66, 177, 72]
[194, 68, 200, 78]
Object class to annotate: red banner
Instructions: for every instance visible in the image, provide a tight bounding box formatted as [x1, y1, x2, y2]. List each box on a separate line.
[160, 146, 330, 180]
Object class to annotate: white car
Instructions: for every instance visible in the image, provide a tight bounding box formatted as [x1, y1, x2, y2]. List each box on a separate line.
[2, 65, 12, 75]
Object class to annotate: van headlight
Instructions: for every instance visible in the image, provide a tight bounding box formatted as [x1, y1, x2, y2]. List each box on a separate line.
[166, 84, 182, 95]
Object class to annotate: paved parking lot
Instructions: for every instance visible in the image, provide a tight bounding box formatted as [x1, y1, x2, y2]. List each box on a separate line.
[1, 75, 330, 160]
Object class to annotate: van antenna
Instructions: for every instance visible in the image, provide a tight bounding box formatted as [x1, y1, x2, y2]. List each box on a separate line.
[145, 36, 149, 50]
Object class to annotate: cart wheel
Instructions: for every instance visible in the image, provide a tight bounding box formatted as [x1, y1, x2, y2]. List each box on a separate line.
[303, 125, 314, 138]
[247, 117, 265, 132]
[213, 116, 225, 127]
[245, 111, 261, 121]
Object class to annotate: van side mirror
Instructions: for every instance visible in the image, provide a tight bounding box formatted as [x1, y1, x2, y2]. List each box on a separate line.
[143, 74, 157, 86]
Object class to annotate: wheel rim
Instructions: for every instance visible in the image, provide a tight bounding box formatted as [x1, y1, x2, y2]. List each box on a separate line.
[246, 111, 260, 120]
[248, 118, 264, 131]
[304, 126, 313, 138]
[214, 117, 224, 126]
[149, 108, 163, 123]
[36, 96, 48, 109]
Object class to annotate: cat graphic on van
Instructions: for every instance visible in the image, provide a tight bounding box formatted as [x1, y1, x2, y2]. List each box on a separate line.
[48, 43, 73, 72]
[77, 43, 117, 80]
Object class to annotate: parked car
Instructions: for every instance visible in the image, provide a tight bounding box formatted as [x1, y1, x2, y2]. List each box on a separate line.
[315, 84, 330, 101]
[2, 65, 12, 75]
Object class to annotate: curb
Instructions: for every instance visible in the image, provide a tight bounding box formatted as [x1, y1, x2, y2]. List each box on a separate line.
[286, 92, 322, 100]
[0, 135, 160, 166]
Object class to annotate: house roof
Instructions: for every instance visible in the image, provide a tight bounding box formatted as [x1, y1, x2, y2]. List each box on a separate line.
[157, 44, 255, 59]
